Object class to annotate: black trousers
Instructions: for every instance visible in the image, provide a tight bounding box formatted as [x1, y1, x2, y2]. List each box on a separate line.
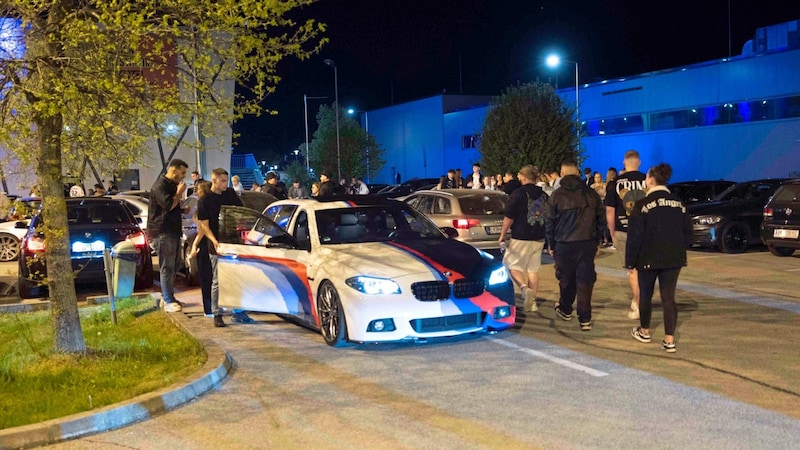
[553, 240, 597, 323]
[197, 239, 213, 315]
[638, 267, 681, 336]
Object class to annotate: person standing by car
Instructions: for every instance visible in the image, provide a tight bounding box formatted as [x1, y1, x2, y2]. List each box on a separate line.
[196, 168, 243, 327]
[604, 149, 647, 319]
[502, 171, 521, 195]
[264, 172, 288, 200]
[318, 170, 341, 197]
[627, 163, 692, 353]
[288, 180, 309, 199]
[545, 161, 606, 331]
[498, 164, 548, 313]
[148, 158, 189, 313]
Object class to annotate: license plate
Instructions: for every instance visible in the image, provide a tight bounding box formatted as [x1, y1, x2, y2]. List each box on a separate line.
[486, 226, 502, 235]
[774, 229, 799, 239]
[72, 241, 105, 253]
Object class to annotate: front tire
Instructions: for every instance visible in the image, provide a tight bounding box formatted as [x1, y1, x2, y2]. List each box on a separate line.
[768, 245, 795, 257]
[0, 234, 20, 262]
[720, 222, 749, 254]
[317, 281, 348, 347]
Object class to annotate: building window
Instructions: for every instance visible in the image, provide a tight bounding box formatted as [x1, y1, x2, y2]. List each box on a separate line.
[462, 134, 481, 149]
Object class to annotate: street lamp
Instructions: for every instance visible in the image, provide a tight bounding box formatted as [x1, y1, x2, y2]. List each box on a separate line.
[546, 54, 580, 144]
[323, 58, 341, 181]
[304, 94, 328, 176]
[347, 108, 370, 183]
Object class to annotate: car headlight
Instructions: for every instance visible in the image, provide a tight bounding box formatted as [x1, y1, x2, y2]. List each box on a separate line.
[345, 276, 401, 295]
[488, 266, 508, 285]
[693, 215, 723, 225]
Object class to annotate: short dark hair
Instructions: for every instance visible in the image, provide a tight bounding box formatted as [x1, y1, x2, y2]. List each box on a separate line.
[320, 170, 332, 178]
[267, 172, 279, 181]
[168, 159, 188, 170]
[473, 163, 481, 168]
[648, 163, 672, 185]
[584, 168, 592, 174]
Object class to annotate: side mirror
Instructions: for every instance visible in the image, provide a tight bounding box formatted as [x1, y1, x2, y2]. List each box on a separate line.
[440, 226, 459, 238]
[267, 234, 297, 249]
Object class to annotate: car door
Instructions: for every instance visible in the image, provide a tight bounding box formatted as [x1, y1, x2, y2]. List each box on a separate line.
[217, 205, 314, 322]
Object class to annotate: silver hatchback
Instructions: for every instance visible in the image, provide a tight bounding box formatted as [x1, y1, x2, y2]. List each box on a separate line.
[404, 189, 509, 253]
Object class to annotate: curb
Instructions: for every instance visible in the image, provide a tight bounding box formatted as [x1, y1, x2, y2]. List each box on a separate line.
[0, 308, 231, 449]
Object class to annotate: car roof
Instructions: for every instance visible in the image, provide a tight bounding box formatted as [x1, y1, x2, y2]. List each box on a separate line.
[412, 188, 508, 198]
[266, 196, 405, 212]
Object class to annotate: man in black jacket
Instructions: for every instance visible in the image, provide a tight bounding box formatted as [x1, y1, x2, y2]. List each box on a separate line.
[545, 160, 606, 331]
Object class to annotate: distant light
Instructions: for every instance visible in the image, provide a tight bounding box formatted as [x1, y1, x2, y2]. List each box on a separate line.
[545, 54, 561, 68]
[347, 108, 355, 115]
[166, 123, 177, 132]
[691, 109, 697, 113]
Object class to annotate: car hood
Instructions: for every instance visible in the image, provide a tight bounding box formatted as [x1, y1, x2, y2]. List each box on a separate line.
[688, 200, 761, 217]
[324, 238, 494, 280]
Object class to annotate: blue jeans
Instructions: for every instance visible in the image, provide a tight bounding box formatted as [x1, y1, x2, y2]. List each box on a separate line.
[153, 233, 180, 304]
[198, 240, 221, 315]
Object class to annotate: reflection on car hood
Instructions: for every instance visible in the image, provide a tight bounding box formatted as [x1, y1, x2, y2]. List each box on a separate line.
[323, 238, 492, 280]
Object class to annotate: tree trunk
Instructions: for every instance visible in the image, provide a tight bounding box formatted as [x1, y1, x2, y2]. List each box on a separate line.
[36, 114, 86, 354]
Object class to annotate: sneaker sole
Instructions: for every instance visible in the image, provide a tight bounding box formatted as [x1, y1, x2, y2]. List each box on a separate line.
[580, 322, 592, 331]
[554, 307, 573, 321]
[662, 342, 677, 353]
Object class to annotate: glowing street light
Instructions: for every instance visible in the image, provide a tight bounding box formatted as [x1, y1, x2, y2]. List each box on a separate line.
[546, 53, 580, 144]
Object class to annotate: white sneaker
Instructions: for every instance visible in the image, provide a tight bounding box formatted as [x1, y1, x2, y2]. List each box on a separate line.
[164, 302, 182, 313]
[627, 301, 639, 320]
[523, 289, 537, 312]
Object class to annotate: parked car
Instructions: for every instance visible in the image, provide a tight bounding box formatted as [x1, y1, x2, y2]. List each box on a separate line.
[668, 180, 735, 204]
[180, 190, 278, 285]
[18, 197, 154, 299]
[688, 178, 791, 253]
[0, 197, 41, 262]
[110, 194, 149, 230]
[760, 179, 800, 256]
[214, 195, 514, 346]
[403, 189, 509, 255]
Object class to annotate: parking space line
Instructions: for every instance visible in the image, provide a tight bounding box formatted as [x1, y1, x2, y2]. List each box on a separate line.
[786, 268, 800, 272]
[488, 338, 609, 377]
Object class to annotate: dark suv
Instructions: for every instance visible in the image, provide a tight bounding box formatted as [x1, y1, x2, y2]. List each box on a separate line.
[688, 178, 791, 253]
[18, 197, 154, 298]
[760, 180, 800, 256]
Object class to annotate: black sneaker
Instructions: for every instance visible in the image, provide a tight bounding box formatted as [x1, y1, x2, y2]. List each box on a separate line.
[631, 326, 651, 343]
[213, 315, 226, 328]
[554, 305, 573, 321]
[580, 320, 592, 331]
[662, 340, 677, 353]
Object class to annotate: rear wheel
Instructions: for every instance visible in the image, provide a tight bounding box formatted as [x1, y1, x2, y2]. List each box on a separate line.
[0, 234, 20, 262]
[720, 222, 749, 254]
[768, 245, 795, 257]
[317, 281, 348, 347]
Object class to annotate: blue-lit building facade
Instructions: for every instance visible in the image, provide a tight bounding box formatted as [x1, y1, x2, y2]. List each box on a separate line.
[367, 20, 800, 183]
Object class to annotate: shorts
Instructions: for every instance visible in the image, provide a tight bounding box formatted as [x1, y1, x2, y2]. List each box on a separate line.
[613, 231, 628, 268]
[503, 238, 545, 273]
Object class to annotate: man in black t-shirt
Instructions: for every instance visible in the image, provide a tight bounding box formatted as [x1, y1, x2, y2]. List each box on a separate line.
[148, 159, 188, 312]
[604, 149, 647, 320]
[197, 167, 243, 327]
[498, 164, 547, 313]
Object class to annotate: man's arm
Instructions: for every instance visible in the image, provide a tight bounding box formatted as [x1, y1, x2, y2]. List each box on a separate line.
[605, 206, 616, 236]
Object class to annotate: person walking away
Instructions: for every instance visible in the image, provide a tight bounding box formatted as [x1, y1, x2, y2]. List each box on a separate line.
[148, 158, 188, 312]
[545, 160, 606, 331]
[627, 163, 692, 352]
[196, 168, 243, 327]
[604, 149, 647, 319]
[498, 165, 548, 313]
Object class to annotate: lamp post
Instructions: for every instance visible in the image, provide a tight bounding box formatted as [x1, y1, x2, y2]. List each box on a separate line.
[304, 94, 328, 176]
[347, 108, 370, 183]
[323, 58, 341, 181]
[546, 54, 580, 145]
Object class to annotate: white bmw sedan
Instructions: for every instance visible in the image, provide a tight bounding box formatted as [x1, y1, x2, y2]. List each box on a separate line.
[216, 196, 515, 347]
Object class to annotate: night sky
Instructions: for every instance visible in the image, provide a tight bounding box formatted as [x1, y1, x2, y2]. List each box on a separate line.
[233, 0, 800, 162]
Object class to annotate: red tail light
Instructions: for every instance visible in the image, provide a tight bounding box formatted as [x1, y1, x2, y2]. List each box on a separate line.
[763, 207, 773, 217]
[453, 218, 481, 229]
[25, 236, 46, 252]
[126, 231, 147, 248]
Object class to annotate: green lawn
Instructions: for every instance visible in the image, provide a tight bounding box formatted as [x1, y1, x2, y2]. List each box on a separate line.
[0, 298, 207, 429]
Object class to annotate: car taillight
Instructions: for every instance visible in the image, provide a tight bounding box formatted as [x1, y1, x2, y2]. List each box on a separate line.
[25, 236, 45, 252]
[763, 207, 773, 217]
[453, 218, 481, 229]
[126, 231, 147, 248]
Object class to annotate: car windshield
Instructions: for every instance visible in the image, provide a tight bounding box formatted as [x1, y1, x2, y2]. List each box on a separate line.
[458, 193, 508, 215]
[316, 204, 445, 244]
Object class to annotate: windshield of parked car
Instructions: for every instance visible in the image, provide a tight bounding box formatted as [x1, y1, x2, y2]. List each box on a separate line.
[316, 205, 446, 244]
[458, 193, 508, 215]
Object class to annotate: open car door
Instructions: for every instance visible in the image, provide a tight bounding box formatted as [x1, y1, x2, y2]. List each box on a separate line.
[217, 205, 309, 316]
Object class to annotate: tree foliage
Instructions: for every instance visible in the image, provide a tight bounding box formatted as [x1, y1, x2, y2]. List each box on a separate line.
[0, 1, 325, 353]
[309, 104, 384, 181]
[479, 82, 581, 177]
